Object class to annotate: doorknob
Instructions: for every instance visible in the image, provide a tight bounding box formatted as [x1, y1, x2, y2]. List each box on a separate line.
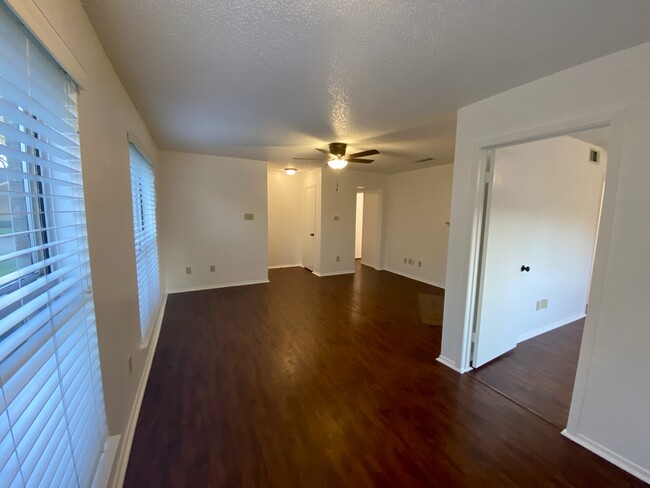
[521, 265, 530, 272]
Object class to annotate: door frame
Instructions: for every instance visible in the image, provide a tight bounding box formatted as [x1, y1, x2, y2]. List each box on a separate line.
[459, 111, 625, 428]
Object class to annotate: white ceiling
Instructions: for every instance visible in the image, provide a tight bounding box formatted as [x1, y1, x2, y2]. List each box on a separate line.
[82, 0, 650, 174]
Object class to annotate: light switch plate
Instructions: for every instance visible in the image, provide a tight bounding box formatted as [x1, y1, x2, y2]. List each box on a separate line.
[185, 267, 192, 275]
[244, 213, 254, 221]
[210, 265, 216, 272]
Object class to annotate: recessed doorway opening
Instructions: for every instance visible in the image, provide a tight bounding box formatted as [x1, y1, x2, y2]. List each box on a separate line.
[469, 126, 609, 428]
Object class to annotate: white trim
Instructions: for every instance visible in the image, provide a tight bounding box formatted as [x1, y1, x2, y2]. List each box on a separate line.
[5, 0, 88, 88]
[517, 313, 585, 344]
[313, 270, 355, 277]
[109, 293, 167, 488]
[561, 430, 650, 484]
[92, 435, 120, 488]
[436, 355, 471, 374]
[383, 266, 445, 290]
[268, 264, 302, 269]
[168, 279, 269, 294]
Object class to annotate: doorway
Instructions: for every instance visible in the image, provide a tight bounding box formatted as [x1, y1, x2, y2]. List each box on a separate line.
[470, 128, 608, 427]
[355, 192, 364, 261]
[302, 186, 316, 272]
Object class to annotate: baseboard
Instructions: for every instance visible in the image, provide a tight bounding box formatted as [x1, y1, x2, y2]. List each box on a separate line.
[313, 269, 356, 277]
[268, 264, 302, 269]
[562, 430, 650, 484]
[517, 313, 585, 344]
[168, 279, 269, 294]
[383, 266, 445, 290]
[436, 355, 470, 374]
[109, 293, 167, 488]
[92, 435, 120, 488]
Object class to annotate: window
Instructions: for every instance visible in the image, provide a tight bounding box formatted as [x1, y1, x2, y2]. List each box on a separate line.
[0, 5, 107, 487]
[129, 143, 160, 339]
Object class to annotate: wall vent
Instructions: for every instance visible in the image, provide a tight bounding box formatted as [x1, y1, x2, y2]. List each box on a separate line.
[588, 149, 601, 165]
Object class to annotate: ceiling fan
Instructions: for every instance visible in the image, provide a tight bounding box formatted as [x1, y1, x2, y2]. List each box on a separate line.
[293, 142, 380, 169]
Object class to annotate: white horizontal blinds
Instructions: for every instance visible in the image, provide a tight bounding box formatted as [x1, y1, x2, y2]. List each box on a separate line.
[129, 144, 160, 338]
[0, 4, 107, 488]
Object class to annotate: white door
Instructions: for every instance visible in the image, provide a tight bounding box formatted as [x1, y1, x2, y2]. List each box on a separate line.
[472, 150, 528, 368]
[302, 187, 316, 271]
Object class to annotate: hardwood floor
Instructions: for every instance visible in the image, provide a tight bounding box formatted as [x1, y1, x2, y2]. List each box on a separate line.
[124, 264, 645, 487]
[471, 319, 584, 429]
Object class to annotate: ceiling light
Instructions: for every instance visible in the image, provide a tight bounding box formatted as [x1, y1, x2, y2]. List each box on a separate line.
[327, 158, 348, 170]
[284, 167, 297, 175]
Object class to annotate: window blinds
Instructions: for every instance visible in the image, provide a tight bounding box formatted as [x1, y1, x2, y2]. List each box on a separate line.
[0, 5, 107, 488]
[129, 144, 160, 339]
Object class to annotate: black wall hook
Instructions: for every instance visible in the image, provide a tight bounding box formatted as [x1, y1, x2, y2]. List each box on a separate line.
[521, 265, 530, 272]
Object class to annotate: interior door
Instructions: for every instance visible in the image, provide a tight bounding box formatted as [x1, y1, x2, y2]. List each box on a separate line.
[302, 186, 316, 271]
[472, 149, 530, 368]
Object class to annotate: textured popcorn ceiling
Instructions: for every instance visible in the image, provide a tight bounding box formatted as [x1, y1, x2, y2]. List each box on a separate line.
[83, 0, 650, 173]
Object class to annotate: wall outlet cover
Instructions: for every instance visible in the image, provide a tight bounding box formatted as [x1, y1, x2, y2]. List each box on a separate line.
[210, 265, 216, 272]
[185, 267, 192, 275]
[244, 213, 254, 221]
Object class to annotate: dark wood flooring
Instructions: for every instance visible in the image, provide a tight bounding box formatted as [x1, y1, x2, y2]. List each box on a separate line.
[471, 319, 584, 429]
[124, 264, 646, 487]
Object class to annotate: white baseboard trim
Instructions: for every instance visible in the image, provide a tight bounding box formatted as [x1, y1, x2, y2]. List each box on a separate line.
[93, 435, 120, 488]
[168, 279, 269, 294]
[436, 355, 470, 374]
[383, 266, 445, 290]
[109, 293, 167, 488]
[562, 430, 650, 484]
[517, 313, 585, 344]
[268, 264, 302, 269]
[313, 269, 356, 277]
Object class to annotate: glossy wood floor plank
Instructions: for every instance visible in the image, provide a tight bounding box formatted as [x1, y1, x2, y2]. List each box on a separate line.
[124, 264, 645, 487]
[471, 319, 584, 428]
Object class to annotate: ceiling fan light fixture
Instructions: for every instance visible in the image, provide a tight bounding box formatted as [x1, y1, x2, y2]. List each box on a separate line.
[328, 158, 348, 170]
[284, 167, 297, 175]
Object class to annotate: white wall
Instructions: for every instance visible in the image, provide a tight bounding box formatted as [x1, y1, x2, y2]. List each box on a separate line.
[159, 151, 268, 291]
[480, 136, 604, 353]
[384, 164, 453, 288]
[355, 192, 364, 259]
[441, 42, 650, 481]
[31, 0, 160, 441]
[318, 170, 387, 276]
[268, 169, 303, 268]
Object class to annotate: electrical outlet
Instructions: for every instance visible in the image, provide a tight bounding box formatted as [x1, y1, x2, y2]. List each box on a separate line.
[128, 355, 133, 375]
[536, 300, 541, 311]
[541, 298, 549, 309]
[336, 256, 340, 262]
[418, 261, 422, 267]
[408, 258, 414, 265]
[185, 266, 192, 275]
[404, 257, 407, 264]
[210, 265, 216, 272]
[244, 213, 254, 221]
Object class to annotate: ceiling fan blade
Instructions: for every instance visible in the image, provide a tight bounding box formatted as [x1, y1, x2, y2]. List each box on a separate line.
[315, 148, 331, 156]
[347, 158, 374, 164]
[293, 157, 328, 161]
[348, 149, 379, 158]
